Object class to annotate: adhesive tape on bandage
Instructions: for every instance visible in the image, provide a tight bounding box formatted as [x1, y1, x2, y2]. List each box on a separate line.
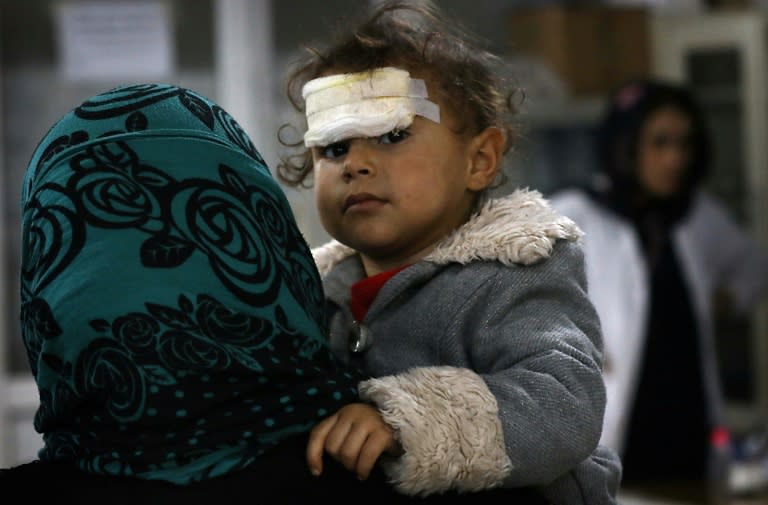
[302, 67, 441, 148]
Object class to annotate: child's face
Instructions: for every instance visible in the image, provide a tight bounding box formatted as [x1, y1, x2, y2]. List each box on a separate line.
[311, 94, 489, 270]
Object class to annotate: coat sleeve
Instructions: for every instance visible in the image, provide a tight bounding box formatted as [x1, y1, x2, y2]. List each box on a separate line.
[697, 193, 768, 312]
[358, 239, 608, 496]
[472, 239, 605, 484]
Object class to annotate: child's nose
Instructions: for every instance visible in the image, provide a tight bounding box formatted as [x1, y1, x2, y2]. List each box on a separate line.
[341, 140, 376, 180]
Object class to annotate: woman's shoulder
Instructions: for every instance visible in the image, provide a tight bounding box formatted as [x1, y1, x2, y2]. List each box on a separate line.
[547, 187, 598, 217]
[689, 190, 736, 221]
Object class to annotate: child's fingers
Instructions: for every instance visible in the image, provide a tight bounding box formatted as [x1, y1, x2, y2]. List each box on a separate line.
[334, 423, 370, 474]
[306, 415, 337, 476]
[321, 416, 353, 461]
[355, 430, 393, 480]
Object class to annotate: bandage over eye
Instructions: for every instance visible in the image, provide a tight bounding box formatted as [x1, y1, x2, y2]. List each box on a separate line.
[302, 67, 441, 148]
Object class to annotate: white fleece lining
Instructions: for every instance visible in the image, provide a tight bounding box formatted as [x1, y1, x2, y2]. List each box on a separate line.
[312, 189, 583, 276]
[427, 188, 582, 267]
[359, 366, 512, 496]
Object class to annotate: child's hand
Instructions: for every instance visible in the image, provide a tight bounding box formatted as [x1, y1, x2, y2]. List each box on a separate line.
[306, 402, 400, 480]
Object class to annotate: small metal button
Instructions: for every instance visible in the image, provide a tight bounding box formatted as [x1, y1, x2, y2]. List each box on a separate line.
[349, 321, 373, 353]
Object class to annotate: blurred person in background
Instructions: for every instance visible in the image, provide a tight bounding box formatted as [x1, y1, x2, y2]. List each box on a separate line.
[549, 78, 768, 500]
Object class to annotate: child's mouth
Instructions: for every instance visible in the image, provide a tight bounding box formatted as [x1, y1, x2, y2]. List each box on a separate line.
[344, 193, 385, 212]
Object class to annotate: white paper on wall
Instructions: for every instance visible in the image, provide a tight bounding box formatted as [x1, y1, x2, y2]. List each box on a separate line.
[54, 0, 174, 82]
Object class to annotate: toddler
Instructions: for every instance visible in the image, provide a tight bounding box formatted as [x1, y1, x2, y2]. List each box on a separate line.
[277, 1, 622, 503]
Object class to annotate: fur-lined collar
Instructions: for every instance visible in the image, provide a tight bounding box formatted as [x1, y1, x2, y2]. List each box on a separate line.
[312, 188, 583, 277]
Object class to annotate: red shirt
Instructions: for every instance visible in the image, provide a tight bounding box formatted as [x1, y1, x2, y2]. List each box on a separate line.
[349, 265, 410, 321]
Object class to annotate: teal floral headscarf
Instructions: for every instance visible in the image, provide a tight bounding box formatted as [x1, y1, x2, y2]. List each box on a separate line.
[21, 83, 362, 484]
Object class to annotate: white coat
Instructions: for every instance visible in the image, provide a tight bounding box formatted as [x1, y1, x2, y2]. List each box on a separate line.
[549, 188, 768, 456]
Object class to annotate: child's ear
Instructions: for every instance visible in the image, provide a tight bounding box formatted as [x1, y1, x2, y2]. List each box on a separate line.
[467, 126, 505, 191]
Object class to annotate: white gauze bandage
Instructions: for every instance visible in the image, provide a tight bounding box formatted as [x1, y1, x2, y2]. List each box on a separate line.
[302, 67, 441, 148]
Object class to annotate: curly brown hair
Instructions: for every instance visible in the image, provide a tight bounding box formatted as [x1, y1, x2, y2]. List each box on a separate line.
[276, 0, 521, 188]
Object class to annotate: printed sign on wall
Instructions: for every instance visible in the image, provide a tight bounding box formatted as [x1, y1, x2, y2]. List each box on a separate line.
[55, 1, 174, 81]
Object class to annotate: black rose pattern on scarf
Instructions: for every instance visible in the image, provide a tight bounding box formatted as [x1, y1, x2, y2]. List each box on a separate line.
[30, 294, 343, 479]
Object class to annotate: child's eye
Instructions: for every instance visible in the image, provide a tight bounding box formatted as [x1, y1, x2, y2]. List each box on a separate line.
[319, 141, 350, 159]
[378, 129, 410, 145]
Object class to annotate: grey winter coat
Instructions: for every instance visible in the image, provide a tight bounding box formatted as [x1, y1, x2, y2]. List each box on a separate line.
[312, 189, 622, 504]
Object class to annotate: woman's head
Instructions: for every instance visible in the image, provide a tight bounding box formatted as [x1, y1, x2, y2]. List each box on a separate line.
[276, 0, 518, 188]
[596, 78, 711, 200]
[636, 104, 694, 198]
[21, 83, 361, 482]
